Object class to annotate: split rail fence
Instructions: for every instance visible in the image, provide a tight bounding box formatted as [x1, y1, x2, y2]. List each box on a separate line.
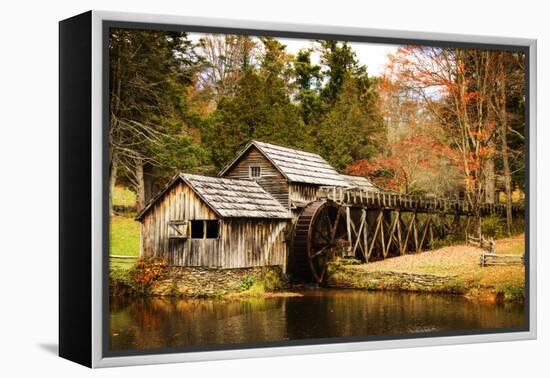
[467, 233, 524, 267]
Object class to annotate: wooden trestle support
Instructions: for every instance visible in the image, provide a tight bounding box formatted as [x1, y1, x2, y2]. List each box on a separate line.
[344, 207, 450, 262]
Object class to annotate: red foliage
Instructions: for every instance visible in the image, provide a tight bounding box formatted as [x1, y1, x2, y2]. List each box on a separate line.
[347, 131, 454, 193]
[131, 257, 168, 293]
[381, 45, 501, 204]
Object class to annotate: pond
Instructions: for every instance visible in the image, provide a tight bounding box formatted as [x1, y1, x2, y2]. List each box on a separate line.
[109, 289, 525, 352]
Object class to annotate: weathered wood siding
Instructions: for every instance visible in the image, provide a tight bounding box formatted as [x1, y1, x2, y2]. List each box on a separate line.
[140, 180, 288, 269]
[141, 181, 221, 266]
[223, 146, 289, 208]
[221, 220, 288, 269]
[289, 183, 320, 204]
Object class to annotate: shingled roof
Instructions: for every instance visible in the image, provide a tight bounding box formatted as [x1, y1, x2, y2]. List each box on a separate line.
[220, 140, 350, 187]
[136, 173, 290, 220]
[340, 174, 379, 191]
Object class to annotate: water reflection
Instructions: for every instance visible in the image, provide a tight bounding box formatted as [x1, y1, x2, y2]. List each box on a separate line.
[110, 289, 525, 351]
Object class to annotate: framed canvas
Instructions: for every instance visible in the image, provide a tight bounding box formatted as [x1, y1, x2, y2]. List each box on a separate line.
[59, 10, 537, 368]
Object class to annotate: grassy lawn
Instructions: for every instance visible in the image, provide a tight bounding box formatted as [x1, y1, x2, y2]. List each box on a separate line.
[110, 215, 140, 256]
[113, 185, 136, 208]
[110, 185, 139, 270]
[110, 214, 140, 270]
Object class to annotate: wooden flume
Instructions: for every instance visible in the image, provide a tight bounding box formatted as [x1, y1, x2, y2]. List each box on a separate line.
[290, 187, 524, 284]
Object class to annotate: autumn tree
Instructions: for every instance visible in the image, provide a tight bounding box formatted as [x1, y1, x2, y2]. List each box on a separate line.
[348, 83, 462, 195]
[386, 46, 525, 234]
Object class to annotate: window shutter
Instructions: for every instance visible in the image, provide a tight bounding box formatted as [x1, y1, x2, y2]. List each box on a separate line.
[168, 220, 189, 239]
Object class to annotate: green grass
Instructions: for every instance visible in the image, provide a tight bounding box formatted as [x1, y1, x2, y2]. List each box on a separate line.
[110, 258, 138, 270]
[110, 215, 140, 256]
[110, 214, 140, 270]
[113, 185, 136, 208]
[110, 185, 139, 271]
[231, 281, 266, 298]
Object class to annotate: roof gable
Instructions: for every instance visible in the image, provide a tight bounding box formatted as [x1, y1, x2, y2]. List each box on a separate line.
[136, 173, 290, 221]
[220, 140, 350, 187]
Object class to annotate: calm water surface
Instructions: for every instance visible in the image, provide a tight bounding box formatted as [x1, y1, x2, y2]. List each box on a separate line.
[110, 289, 525, 351]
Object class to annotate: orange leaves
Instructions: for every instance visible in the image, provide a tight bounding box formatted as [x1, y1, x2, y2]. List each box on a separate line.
[346, 159, 382, 178]
[478, 145, 495, 159]
[381, 46, 510, 204]
[440, 82, 455, 94]
[463, 90, 477, 103]
[346, 159, 399, 191]
[131, 257, 168, 293]
[463, 175, 476, 191]
[467, 130, 483, 138]
[383, 45, 456, 102]
[346, 130, 450, 193]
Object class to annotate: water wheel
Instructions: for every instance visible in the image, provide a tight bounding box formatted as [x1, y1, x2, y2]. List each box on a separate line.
[292, 200, 349, 284]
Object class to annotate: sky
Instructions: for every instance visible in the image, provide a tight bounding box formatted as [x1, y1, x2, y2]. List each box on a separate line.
[188, 33, 400, 77]
[279, 37, 399, 76]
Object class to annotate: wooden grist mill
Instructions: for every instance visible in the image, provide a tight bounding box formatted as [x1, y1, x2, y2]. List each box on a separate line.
[137, 140, 523, 285]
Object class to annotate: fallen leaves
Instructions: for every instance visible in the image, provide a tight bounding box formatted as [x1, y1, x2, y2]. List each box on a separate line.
[350, 234, 525, 288]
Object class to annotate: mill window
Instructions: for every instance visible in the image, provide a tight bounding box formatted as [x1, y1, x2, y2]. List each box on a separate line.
[206, 220, 220, 238]
[190, 220, 204, 239]
[191, 220, 220, 239]
[250, 166, 261, 179]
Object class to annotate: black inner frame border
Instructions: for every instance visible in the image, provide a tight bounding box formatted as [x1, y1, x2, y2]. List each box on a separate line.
[101, 19, 531, 359]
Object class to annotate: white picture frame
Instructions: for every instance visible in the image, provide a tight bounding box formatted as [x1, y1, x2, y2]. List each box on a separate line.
[59, 10, 537, 368]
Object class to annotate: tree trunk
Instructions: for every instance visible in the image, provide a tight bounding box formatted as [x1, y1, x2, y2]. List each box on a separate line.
[135, 158, 146, 211]
[501, 134, 513, 235]
[483, 152, 495, 204]
[109, 48, 122, 217]
[143, 163, 155, 204]
[109, 151, 118, 216]
[497, 53, 513, 236]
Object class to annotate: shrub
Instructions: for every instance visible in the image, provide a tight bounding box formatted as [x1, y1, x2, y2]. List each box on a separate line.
[109, 266, 133, 296]
[499, 284, 524, 302]
[130, 257, 168, 295]
[240, 276, 256, 291]
[481, 214, 507, 239]
[260, 269, 284, 291]
[238, 281, 266, 297]
[431, 235, 460, 250]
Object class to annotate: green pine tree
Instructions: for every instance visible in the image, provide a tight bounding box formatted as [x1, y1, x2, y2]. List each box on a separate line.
[294, 49, 323, 127]
[317, 75, 386, 171]
[203, 39, 313, 169]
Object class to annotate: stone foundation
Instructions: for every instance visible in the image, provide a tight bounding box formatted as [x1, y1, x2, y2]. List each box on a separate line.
[327, 263, 463, 293]
[150, 265, 286, 297]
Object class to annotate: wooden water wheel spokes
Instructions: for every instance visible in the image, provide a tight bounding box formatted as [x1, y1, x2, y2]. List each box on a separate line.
[293, 200, 348, 284]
